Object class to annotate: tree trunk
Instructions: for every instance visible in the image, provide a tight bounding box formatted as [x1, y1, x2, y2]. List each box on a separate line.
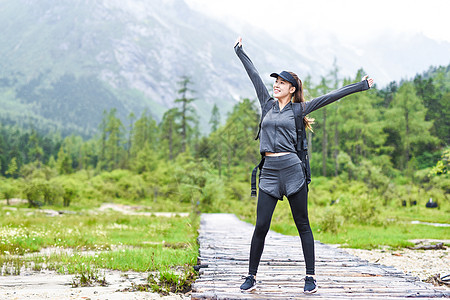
[128, 121, 133, 160]
[169, 121, 173, 161]
[404, 110, 410, 170]
[363, 134, 367, 159]
[334, 121, 339, 177]
[355, 129, 361, 162]
[181, 100, 187, 153]
[226, 132, 231, 178]
[322, 108, 327, 177]
[218, 137, 222, 177]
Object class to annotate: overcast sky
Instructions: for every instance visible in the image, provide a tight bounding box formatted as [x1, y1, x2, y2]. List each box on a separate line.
[185, 0, 450, 44]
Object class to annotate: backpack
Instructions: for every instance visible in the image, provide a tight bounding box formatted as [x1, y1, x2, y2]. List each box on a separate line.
[250, 100, 311, 197]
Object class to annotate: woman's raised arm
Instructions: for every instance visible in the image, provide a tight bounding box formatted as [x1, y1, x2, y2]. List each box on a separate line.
[234, 37, 271, 107]
[302, 76, 374, 116]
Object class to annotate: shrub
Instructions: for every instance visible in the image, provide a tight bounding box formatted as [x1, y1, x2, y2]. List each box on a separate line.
[357, 159, 390, 191]
[22, 179, 44, 207]
[199, 177, 226, 212]
[41, 180, 63, 205]
[61, 179, 78, 207]
[0, 181, 17, 205]
[337, 152, 357, 180]
[117, 174, 147, 200]
[224, 180, 248, 201]
[318, 207, 343, 233]
[340, 194, 380, 225]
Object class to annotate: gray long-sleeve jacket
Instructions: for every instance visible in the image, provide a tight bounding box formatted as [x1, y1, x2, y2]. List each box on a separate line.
[235, 44, 370, 154]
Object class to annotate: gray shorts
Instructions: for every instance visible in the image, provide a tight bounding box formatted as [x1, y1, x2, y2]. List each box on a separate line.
[259, 152, 306, 200]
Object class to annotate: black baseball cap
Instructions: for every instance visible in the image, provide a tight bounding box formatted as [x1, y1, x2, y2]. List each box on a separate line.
[270, 71, 298, 90]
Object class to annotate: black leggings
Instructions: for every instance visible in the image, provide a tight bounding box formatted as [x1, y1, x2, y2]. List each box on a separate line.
[248, 187, 315, 275]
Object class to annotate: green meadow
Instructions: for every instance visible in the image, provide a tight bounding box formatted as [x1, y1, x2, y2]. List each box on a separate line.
[0, 67, 449, 294]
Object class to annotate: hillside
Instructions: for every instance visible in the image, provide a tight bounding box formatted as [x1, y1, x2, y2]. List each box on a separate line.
[0, 0, 449, 137]
[0, 0, 322, 136]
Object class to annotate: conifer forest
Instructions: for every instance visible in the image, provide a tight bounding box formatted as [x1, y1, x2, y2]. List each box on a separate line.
[1, 67, 448, 215]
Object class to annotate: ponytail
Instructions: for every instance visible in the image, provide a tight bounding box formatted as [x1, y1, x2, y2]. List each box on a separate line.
[288, 72, 314, 131]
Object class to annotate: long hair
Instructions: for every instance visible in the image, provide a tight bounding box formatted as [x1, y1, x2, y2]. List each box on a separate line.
[289, 71, 314, 131]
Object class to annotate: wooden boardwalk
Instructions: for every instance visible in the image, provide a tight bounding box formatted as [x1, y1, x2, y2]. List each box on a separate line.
[192, 213, 449, 299]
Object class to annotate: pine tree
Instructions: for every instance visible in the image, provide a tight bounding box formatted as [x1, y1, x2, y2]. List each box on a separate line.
[97, 109, 125, 170]
[160, 108, 180, 160]
[28, 129, 44, 167]
[5, 157, 18, 178]
[98, 110, 108, 169]
[130, 110, 158, 158]
[328, 59, 340, 176]
[56, 146, 73, 175]
[221, 98, 259, 173]
[414, 71, 449, 145]
[209, 104, 221, 133]
[174, 76, 197, 153]
[127, 112, 136, 163]
[386, 82, 438, 171]
[105, 108, 125, 170]
[313, 76, 332, 177]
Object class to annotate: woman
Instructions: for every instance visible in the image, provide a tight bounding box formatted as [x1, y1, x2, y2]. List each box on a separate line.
[234, 37, 374, 294]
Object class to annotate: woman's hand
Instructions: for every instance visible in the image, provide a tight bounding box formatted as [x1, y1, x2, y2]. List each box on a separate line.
[362, 75, 374, 88]
[235, 36, 242, 48]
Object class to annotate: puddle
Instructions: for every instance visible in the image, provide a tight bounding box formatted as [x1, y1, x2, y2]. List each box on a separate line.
[411, 221, 450, 227]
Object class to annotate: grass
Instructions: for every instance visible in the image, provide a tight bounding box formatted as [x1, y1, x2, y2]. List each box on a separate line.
[0, 204, 199, 293]
[387, 205, 450, 224]
[121, 265, 197, 295]
[228, 193, 450, 249]
[272, 222, 449, 249]
[0, 209, 197, 256]
[71, 265, 108, 287]
[42, 246, 198, 273]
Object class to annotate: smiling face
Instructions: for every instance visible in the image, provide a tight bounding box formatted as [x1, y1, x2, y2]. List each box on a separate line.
[273, 77, 296, 100]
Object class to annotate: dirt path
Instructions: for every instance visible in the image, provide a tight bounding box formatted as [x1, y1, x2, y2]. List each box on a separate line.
[0, 269, 186, 300]
[342, 243, 450, 282]
[98, 203, 189, 217]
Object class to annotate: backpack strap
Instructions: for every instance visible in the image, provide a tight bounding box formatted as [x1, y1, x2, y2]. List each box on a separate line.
[254, 99, 276, 140]
[292, 103, 311, 185]
[250, 156, 265, 197]
[292, 103, 305, 153]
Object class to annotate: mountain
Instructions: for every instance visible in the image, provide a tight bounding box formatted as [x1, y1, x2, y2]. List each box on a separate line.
[0, 0, 323, 136]
[0, 0, 449, 137]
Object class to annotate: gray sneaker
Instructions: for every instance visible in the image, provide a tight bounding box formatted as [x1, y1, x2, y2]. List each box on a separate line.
[304, 276, 317, 294]
[240, 275, 257, 291]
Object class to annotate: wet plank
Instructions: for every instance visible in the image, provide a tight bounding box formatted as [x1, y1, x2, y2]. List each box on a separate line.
[192, 213, 449, 299]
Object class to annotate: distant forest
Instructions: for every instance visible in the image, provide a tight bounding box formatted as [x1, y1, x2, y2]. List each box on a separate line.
[0, 66, 448, 209]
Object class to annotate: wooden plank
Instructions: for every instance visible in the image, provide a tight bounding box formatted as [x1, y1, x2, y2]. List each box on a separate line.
[192, 213, 449, 299]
